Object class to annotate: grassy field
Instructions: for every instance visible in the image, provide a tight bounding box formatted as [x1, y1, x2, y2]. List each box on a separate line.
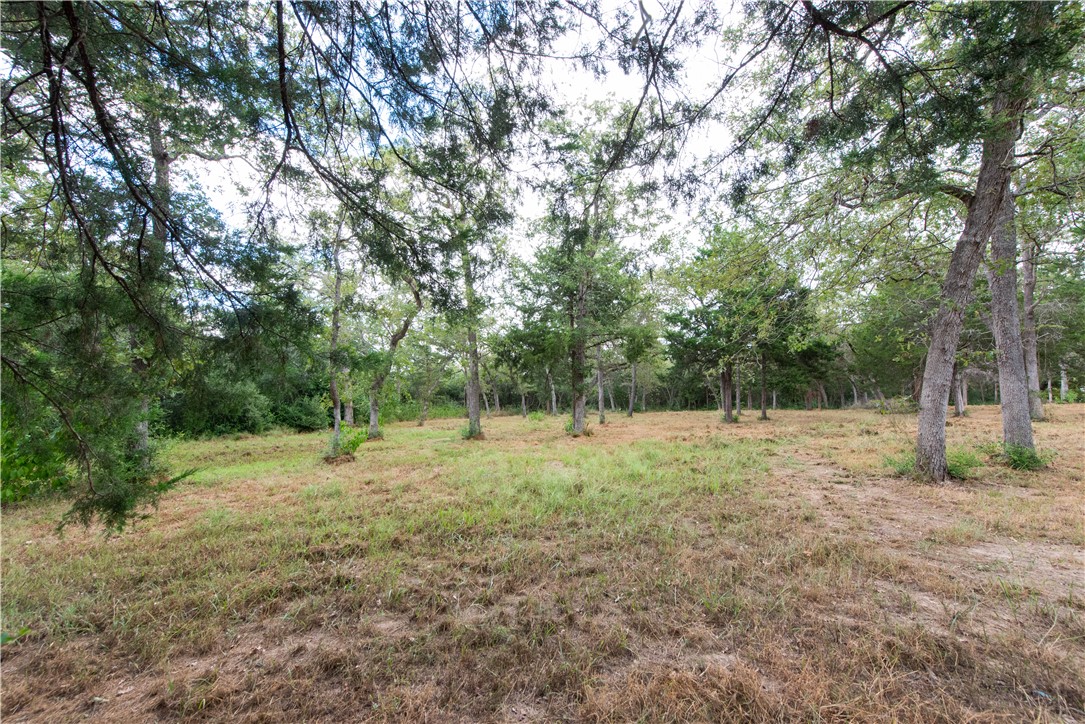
[2, 405, 1083, 722]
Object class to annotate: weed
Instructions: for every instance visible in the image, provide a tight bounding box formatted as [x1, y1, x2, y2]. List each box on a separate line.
[1000, 443, 1049, 471]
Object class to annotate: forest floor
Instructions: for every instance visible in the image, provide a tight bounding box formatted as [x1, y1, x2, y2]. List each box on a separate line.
[2, 405, 1083, 722]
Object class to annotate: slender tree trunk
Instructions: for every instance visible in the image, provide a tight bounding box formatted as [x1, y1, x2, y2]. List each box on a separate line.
[916, 88, 1032, 481]
[328, 236, 343, 452]
[368, 282, 422, 441]
[463, 249, 483, 438]
[1047, 375, 1053, 403]
[547, 367, 557, 415]
[521, 390, 527, 418]
[734, 365, 741, 417]
[344, 400, 354, 426]
[952, 363, 965, 417]
[1021, 237, 1045, 419]
[571, 337, 587, 433]
[759, 352, 768, 420]
[596, 347, 606, 425]
[641, 387, 647, 412]
[851, 380, 858, 407]
[722, 365, 734, 423]
[747, 386, 752, 412]
[627, 362, 636, 417]
[772, 389, 777, 410]
[1060, 363, 1069, 401]
[608, 383, 617, 413]
[986, 191, 1034, 450]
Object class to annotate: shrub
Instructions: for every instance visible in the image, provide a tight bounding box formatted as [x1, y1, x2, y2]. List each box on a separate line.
[1, 411, 71, 504]
[527, 411, 546, 423]
[875, 396, 919, 415]
[275, 395, 328, 432]
[564, 419, 592, 436]
[885, 448, 982, 480]
[1001, 444, 1049, 471]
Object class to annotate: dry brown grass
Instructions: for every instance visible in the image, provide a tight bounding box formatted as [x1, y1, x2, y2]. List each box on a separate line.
[2, 404, 1083, 722]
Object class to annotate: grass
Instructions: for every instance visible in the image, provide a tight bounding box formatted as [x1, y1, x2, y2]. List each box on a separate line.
[3, 406, 1084, 722]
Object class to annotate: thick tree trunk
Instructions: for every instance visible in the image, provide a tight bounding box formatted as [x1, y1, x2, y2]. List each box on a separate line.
[916, 89, 1030, 481]
[722, 364, 734, 423]
[344, 400, 354, 426]
[986, 192, 1034, 450]
[1021, 237, 1045, 419]
[463, 249, 483, 438]
[627, 362, 636, 417]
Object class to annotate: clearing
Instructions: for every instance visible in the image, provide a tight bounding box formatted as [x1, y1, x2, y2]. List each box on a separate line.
[2, 406, 1083, 722]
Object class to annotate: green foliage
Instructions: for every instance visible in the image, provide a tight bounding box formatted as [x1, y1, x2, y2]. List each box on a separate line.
[169, 373, 274, 437]
[886, 449, 982, 480]
[275, 396, 329, 433]
[1000, 444, 1050, 471]
[527, 411, 546, 423]
[1, 406, 71, 504]
[874, 397, 920, 415]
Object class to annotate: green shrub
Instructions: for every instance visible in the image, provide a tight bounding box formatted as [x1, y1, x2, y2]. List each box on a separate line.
[171, 375, 273, 436]
[563, 419, 591, 436]
[275, 395, 328, 432]
[885, 448, 982, 480]
[1, 409, 71, 504]
[527, 411, 546, 423]
[1001, 444, 1049, 471]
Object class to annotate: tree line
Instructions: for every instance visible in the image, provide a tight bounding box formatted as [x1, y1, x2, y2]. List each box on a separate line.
[2, 1, 1082, 527]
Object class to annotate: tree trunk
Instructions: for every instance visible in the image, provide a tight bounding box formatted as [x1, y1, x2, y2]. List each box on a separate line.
[986, 191, 1034, 451]
[951, 363, 965, 417]
[722, 364, 734, 423]
[1047, 375, 1053, 403]
[627, 362, 636, 417]
[571, 336, 587, 434]
[1021, 236, 1045, 420]
[329, 235, 343, 452]
[747, 386, 752, 412]
[368, 282, 422, 441]
[547, 367, 557, 415]
[344, 400, 354, 426]
[772, 389, 777, 410]
[1060, 363, 1069, 401]
[482, 384, 491, 417]
[734, 364, 741, 417]
[851, 380, 858, 407]
[817, 381, 828, 409]
[463, 249, 483, 438]
[368, 390, 380, 440]
[608, 383, 617, 413]
[916, 87, 1032, 481]
[521, 391, 527, 418]
[759, 351, 768, 420]
[596, 347, 606, 425]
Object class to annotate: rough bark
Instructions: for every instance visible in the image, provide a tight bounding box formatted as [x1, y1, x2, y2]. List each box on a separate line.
[1060, 363, 1069, 401]
[1020, 236, 1045, 419]
[916, 92, 1030, 481]
[344, 400, 354, 426]
[952, 364, 965, 418]
[985, 191, 1034, 450]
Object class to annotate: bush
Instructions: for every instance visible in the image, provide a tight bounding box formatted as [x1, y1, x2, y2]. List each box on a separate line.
[885, 448, 982, 480]
[875, 396, 919, 415]
[170, 375, 273, 436]
[275, 395, 328, 432]
[1, 410, 70, 504]
[1001, 443, 1049, 471]
[527, 411, 546, 423]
